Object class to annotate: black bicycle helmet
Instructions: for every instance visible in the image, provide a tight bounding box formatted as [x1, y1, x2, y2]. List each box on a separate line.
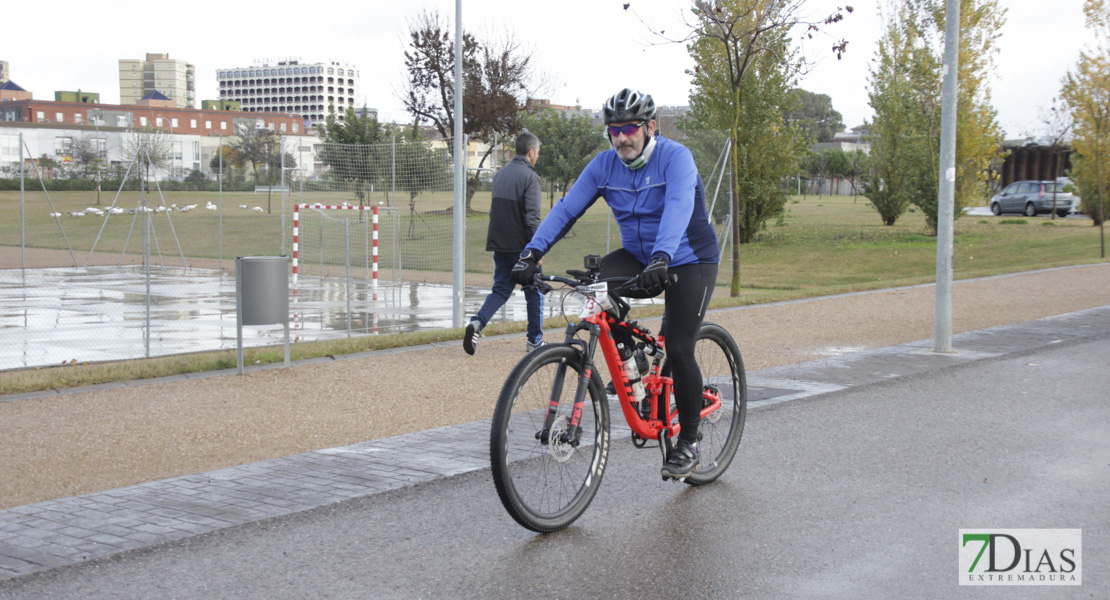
[603, 88, 656, 124]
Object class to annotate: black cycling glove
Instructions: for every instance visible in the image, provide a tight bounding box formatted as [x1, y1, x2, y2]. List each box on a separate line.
[639, 252, 672, 294]
[510, 249, 542, 286]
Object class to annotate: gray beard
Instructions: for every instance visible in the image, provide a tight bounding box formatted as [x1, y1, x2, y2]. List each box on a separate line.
[617, 135, 657, 170]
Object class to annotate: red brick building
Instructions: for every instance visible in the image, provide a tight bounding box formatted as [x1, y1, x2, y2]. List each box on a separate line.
[1, 94, 305, 136]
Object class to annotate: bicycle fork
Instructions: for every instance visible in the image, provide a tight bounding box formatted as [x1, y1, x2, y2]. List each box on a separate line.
[536, 323, 601, 448]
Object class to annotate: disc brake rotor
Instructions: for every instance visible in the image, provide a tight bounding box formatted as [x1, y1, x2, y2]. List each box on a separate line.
[704, 385, 723, 423]
[548, 415, 575, 462]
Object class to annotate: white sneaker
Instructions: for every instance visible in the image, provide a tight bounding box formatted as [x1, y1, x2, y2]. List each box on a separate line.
[525, 339, 548, 353]
[463, 320, 482, 355]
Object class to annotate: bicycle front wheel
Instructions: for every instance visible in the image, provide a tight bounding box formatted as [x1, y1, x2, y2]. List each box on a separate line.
[489, 344, 610, 533]
[666, 322, 747, 486]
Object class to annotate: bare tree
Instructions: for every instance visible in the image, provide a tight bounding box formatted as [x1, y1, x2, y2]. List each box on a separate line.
[119, 127, 174, 182]
[401, 10, 538, 213]
[1032, 97, 1074, 219]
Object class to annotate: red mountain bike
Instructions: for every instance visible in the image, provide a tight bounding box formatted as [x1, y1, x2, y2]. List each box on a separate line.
[490, 255, 747, 532]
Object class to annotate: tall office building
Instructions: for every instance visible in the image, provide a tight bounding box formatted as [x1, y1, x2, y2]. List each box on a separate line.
[119, 53, 195, 108]
[216, 60, 359, 127]
[0, 61, 9, 85]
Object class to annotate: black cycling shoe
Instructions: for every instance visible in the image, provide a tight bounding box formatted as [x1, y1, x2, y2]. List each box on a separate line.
[661, 439, 699, 480]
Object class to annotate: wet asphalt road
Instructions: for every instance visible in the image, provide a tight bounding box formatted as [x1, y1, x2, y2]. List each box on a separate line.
[1, 335, 1107, 599]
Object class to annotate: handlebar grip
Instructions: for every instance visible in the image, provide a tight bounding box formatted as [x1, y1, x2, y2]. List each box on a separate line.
[530, 273, 553, 294]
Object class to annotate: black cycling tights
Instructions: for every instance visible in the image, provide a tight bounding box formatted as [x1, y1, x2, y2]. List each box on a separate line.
[600, 249, 718, 444]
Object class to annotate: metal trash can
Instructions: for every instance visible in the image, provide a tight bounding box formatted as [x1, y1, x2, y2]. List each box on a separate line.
[236, 256, 290, 373]
[238, 256, 289, 325]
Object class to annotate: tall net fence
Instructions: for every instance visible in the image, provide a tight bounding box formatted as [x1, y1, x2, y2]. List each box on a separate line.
[289, 140, 455, 285]
[2, 132, 732, 371]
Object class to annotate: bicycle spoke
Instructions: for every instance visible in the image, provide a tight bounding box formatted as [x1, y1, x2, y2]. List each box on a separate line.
[490, 346, 610, 532]
[685, 323, 747, 485]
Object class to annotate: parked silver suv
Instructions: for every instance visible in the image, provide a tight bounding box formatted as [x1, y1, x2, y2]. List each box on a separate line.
[989, 181, 1079, 217]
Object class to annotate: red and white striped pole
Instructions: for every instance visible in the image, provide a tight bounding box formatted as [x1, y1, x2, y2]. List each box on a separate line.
[292, 203, 300, 284]
[372, 205, 379, 291]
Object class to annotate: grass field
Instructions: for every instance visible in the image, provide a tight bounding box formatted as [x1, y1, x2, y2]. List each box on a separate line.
[1, 187, 1106, 393]
[4, 189, 1104, 287]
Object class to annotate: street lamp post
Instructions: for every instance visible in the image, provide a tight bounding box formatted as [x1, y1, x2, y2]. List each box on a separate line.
[217, 130, 224, 269]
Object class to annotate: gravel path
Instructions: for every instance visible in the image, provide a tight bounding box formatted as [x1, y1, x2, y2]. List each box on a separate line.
[1, 263, 1107, 510]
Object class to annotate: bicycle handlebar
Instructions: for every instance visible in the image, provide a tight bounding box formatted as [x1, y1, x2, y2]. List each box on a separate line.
[531, 271, 677, 296]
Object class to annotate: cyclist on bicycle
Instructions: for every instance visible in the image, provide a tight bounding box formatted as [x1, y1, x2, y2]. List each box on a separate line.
[510, 87, 720, 480]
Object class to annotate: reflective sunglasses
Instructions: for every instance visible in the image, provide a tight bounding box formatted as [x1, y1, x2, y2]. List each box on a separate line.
[608, 122, 645, 137]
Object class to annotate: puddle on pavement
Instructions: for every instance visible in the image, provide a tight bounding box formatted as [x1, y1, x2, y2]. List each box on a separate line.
[1, 266, 659, 371]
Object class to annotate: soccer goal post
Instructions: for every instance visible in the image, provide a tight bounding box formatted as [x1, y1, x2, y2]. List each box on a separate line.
[292, 203, 400, 287]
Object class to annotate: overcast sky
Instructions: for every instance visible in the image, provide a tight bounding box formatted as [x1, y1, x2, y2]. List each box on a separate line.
[4, 0, 1099, 139]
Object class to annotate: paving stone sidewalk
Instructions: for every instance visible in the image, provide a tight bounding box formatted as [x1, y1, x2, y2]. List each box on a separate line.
[1, 305, 1108, 580]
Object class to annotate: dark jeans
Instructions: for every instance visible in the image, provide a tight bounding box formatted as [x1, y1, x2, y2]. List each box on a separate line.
[600, 248, 717, 443]
[473, 251, 545, 344]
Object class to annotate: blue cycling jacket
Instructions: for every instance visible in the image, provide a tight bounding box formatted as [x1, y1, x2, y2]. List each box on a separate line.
[526, 135, 719, 266]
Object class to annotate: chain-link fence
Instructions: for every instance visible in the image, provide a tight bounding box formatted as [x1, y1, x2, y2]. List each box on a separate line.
[2, 132, 732, 371]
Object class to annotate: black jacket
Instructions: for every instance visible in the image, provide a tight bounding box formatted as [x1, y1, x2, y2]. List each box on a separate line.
[486, 155, 541, 253]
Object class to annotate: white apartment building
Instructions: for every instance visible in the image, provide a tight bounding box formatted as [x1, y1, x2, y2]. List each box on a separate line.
[1, 122, 321, 182]
[119, 53, 196, 109]
[216, 60, 359, 127]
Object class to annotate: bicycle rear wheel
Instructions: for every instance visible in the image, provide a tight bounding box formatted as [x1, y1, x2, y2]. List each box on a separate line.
[664, 322, 747, 486]
[490, 344, 610, 533]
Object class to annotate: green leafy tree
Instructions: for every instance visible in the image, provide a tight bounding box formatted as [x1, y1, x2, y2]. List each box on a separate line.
[230, 125, 275, 184]
[632, 0, 850, 296]
[402, 9, 536, 213]
[183, 169, 208, 191]
[231, 125, 293, 213]
[1062, 0, 1110, 252]
[521, 107, 607, 207]
[846, 149, 869, 197]
[802, 148, 850, 196]
[394, 127, 452, 239]
[317, 105, 393, 210]
[209, 145, 238, 174]
[862, 6, 934, 225]
[785, 89, 845, 143]
[865, 0, 1005, 232]
[932, 0, 1006, 219]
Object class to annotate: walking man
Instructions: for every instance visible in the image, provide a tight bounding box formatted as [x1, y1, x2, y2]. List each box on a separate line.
[463, 132, 545, 355]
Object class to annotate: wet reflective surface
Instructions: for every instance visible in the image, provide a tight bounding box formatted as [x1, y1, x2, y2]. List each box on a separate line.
[1, 267, 657, 371]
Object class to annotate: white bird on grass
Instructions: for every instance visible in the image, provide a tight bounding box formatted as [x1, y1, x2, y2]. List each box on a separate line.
[239, 204, 248, 209]
[49, 212, 62, 217]
[251, 206, 264, 212]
